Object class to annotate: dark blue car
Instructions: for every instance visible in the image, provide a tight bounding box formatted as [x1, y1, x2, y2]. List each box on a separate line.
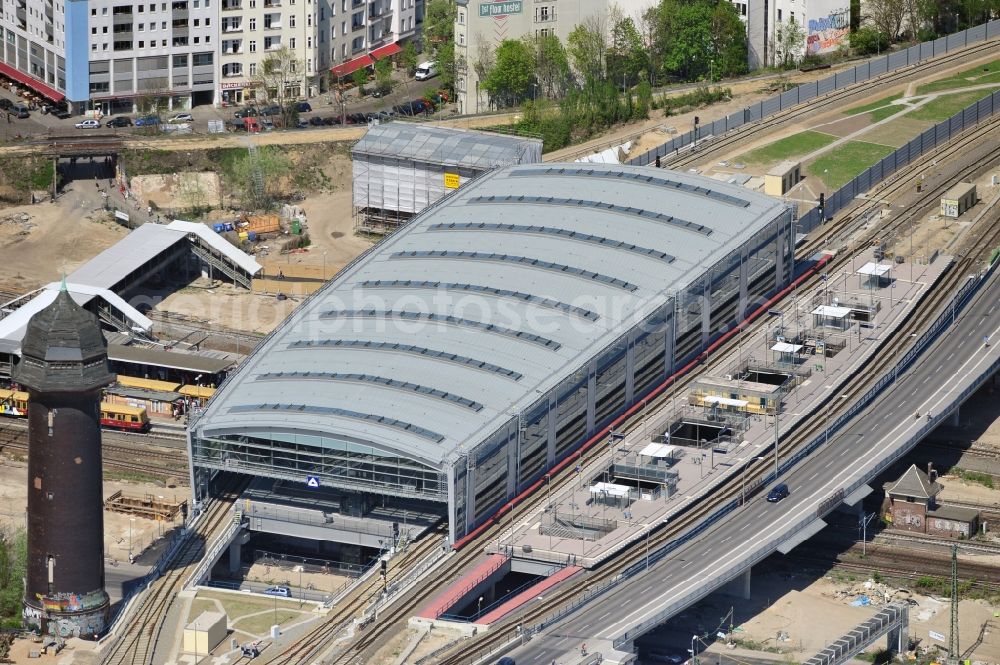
[767, 483, 790, 502]
[135, 115, 160, 126]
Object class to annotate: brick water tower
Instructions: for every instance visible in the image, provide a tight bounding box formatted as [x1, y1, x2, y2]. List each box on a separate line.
[15, 284, 114, 638]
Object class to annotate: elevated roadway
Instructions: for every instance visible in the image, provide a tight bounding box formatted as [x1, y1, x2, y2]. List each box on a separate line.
[509, 265, 1000, 664]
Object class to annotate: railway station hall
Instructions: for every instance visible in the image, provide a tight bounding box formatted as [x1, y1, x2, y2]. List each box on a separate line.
[188, 163, 796, 552]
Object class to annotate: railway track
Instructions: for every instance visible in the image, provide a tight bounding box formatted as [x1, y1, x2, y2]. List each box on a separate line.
[0, 420, 188, 479]
[663, 38, 1000, 170]
[413, 110, 1000, 665]
[259, 523, 449, 664]
[99, 476, 246, 665]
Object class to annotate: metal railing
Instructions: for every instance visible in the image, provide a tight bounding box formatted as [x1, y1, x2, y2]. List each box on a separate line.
[628, 20, 1000, 169]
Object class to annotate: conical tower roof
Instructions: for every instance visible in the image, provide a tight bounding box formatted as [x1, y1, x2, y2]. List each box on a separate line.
[14, 287, 115, 392]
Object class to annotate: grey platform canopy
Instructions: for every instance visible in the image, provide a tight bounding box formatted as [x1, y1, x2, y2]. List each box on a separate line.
[195, 163, 789, 470]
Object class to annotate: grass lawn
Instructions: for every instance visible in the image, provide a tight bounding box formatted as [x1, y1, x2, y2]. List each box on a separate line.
[186, 599, 219, 622]
[908, 89, 995, 122]
[737, 130, 838, 165]
[196, 590, 302, 616]
[807, 141, 896, 189]
[916, 57, 1000, 94]
[844, 93, 903, 116]
[232, 609, 304, 635]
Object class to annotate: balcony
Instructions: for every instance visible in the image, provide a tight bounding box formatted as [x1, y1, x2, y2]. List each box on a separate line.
[222, 23, 243, 32]
[263, 0, 281, 5]
[264, 22, 283, 30]
[222, 0, 242, 8]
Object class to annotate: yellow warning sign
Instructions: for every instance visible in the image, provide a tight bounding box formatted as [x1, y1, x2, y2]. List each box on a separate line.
[444, 172, 460, 189]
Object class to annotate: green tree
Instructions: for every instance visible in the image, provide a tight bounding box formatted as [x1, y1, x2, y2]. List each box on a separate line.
[864, 0, 906, 41]
[422, 0, 457, 90]
[609, 14, 648, 88]
[774, 17, 805, 68]
[849, 25, 889, 54]
[530, 34, 572, 99]
[229, 145, 293, 210]
[401, 41, 419, 75]
[650, 0, 746, 81]
[567, 17, 608, 82]
[352, 67, 369, 94]
[254, 46, 305, 127]
[482, 39, 535, 108]
[375, 57, 393, 95]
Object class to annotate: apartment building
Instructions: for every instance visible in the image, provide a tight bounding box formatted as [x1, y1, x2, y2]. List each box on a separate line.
[218, 0, 319, 106]
[0, 0, 216, 114]
[453, 0, 651, 114]
[744, 0, 849, 68]
[318, 0, 421, 81]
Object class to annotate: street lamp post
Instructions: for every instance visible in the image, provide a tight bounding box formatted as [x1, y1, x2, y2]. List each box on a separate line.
[859, 512, 877, 557]
[740, 455, 764, 505]
[691, 634, 699, 665]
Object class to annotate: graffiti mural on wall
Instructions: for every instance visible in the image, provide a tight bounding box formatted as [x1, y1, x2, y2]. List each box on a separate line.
[807, 0, 850, 54]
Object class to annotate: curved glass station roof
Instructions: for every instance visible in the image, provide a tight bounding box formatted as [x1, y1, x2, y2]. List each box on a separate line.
[193, 164, 788, 468]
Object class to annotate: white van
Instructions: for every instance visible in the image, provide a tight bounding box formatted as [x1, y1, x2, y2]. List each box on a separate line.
[415, 61, 439, 81]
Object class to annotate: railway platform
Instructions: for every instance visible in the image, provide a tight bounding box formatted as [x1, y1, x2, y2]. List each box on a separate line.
[488, 249, 952, 570]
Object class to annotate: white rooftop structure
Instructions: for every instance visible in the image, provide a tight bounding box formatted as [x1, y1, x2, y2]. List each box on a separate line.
[589, 482, 632, 497]
[195, 163, 791, 469]
[771, 342, 804, 353]
[0, 282, 151, 354]
[167, 220, 262, 276]
[812, 305, 851, 318]
[857, 262, 891, 277]
[703, 395, 749, 408]
[639, 443, 679, 458]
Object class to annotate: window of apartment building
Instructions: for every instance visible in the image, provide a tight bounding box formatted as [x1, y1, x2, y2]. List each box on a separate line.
[249, 62, 257, 75]
[162, 38, 167, 45]
[193, 0, 200, 6]
[91, 8, 97, 15]
[91, 43, 97, 51]
[91, 27, 97, 34]
[138, 40, 145, 47]
[341, 43, 347, 57]
[174, 54, 188, 66]
[174, 36, 188, 45]
[102, 26, 108, 33]
[193, 36, 200, 42]
[162, 21, 167, 28]
[161, 2, 166, 8]
[790, 11, 795, 22]
[138, 3, 144, 10]
[777, 8, 782, 20]
[307, 13, 312, 25]
[193, 18, 200, 26]
[351, 35, 363, 51]
[103, 43, 109, 50]
[289, 37, 296, 48]
[114, 40, 133, 50]
[206, 18, 211, 25]
[102, 7, 108, 14]
[458, 31, 464, 45]
[341, 20, 346, 35]
[307, 35, 312, 47]
[307, 57, 312, 72]
[458, 10, 464, 23]
[249, 39, 256, 51]
[193, 52, 213, 65]
[249, 17, 256, 29]
[249, 0, 256, 6]
[289, 15, 296, 27]
[138, 23, 145, 30]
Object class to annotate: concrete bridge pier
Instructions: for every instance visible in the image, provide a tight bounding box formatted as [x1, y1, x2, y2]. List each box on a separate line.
[719, 567, 751, 600]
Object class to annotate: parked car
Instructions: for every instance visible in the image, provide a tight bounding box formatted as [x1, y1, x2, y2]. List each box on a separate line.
[496, 658, 516, 665]
[106, 116, 133, 128]
[135, 115, 160, 126]
[414, 61, 439, 81]
[321, 116, 339, 125]
[263, 586, 291, 598]
[75, 119, 101, 129]
[166, 112, 193, 123]
[296, 119, 309, 128]
[11, 103, 30, 118]
[294, 101, 312, 112]
[52, 108, 72, 119]
[234, 107, 258, 118]
[308, 116, 325, 126]
[260, 105, 282, 116]
[766, 483, 790, 503]
[0, 98, 12, 110]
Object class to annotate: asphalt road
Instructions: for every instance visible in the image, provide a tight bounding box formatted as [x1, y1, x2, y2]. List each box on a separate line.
[511, 267, 1000, 664]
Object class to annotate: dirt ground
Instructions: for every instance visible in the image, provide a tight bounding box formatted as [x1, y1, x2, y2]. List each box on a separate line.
[0, 456, 182, 564]
[365, 623, 469, 665]
[0, 192, 126, 293]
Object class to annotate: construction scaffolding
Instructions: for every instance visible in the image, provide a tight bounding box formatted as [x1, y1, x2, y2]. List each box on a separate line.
[104, 491, 186, 521]
[351, 123, 543, 235]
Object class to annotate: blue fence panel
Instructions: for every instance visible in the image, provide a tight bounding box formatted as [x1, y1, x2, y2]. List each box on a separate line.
[727, 111, 744, 130]
[855, 62, 871, 83]
[870, 56, 889, 77]
[949, 114, 964, 136]
[799, 81, 818, 102]
[834, 70, 853, 88]
[817, 74, 837, 95]
[780, 89, 798, 108]
[967, 24, 987, 42]
[887, 51, 907, 71]
[934, 122, 950, 144]
[919, 41, 934, 60]
[709, 119, 725, 137]
[904, 45, 920, 66]
[988, 18, 1000, 38]
[799, 208, 820, 232]
[933, 36, 948, 55]
[855, 169, 871, 193]
[761, 96, 781, 116]
[946, 32, 967, 51]
[905, 137, 921, 162]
